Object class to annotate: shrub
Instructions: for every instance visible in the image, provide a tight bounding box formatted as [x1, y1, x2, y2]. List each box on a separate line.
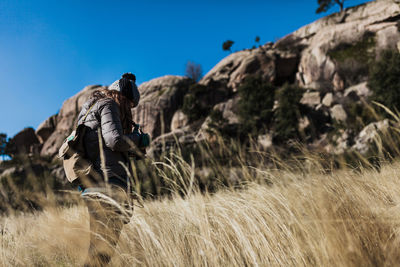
[273, 84, 305, 143]
[207, 109, 227, 134]
[185, 61, 203, 82]
[368, 49, 400, 115]
[207, 109, 240, 140]
[328, 32, 375, 87]
[182, 84, 211, 122]
[345, 102, 375, 132]
[0, 133, 8, 160]
[182, 81, 230, 123]
[237, 76, 276, 136]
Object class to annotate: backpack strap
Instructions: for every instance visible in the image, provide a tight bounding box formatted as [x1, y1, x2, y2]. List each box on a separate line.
[81, 102, 97, 125]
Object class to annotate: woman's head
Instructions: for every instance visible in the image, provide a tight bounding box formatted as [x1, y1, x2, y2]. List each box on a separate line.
[91, 89, 133, 133]
[91, 73, 140, 133]
[108, 73, 140, 107]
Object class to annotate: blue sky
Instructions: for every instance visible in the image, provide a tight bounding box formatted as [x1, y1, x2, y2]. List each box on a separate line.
[0, 0, 371, 137]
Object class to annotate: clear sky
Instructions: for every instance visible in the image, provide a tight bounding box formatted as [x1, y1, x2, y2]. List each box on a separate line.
[0, 0, 371, 137]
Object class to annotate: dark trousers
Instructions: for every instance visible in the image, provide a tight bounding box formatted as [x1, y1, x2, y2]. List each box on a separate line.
[83, 183, 132, 267]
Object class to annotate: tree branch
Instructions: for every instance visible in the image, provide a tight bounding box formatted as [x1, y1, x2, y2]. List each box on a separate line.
[334, 0, 344, 13]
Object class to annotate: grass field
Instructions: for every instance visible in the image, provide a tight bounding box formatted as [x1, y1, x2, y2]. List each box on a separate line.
[1, 156, 400, 266]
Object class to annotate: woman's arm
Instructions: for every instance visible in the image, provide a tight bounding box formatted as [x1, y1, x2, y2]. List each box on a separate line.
[98, 99, 140, 152]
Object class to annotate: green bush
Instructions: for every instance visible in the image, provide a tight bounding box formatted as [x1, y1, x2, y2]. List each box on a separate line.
[207, 109, 227, 133]
[207, 109, 240, 139]
[328, 32, 375, 86]
[273, 84, 305, 143]
[182, 82, 230, 123]
[237, 76, 275, 136]
[0, 133, 8, 160]
[182, 84, 210, 122]
[345, 102, 375, 132]
[368, 49, 400, 114]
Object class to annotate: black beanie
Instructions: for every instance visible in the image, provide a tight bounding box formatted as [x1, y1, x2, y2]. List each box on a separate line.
[108, 73, 141, 107]
[122, 72, 136, 82]
[118, 78, 134, 101]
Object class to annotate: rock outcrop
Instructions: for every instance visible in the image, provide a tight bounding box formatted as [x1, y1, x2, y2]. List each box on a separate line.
[199, 45, 299, 92]
[352, 119, 390, 154]
[195, 96, 240, 143]
[8, 128, 40, 155]
[132, 76, 193, 139]
[9, 0, 400, 159]
[40, 85, 104, 157]
[285, 0, 400, 91]
[171, 110, 189, 131]
[36, 114, 57, 144]
[147, 126, 195, 157]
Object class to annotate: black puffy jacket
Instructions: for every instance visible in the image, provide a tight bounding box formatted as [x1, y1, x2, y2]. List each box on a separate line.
[76, 97, 140, 182]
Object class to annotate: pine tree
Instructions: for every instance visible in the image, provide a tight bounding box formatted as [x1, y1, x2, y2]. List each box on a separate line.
[0, 133, 8, 161]
[222, 40, 234, 52]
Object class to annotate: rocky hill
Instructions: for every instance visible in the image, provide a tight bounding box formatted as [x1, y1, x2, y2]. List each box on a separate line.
[9, 0, 400, 160]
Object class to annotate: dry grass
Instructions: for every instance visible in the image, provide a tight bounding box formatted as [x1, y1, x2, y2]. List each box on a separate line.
[1, 159, 400, 266]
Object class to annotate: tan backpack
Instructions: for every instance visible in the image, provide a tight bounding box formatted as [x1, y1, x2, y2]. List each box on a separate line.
[58, 103, 99, 183]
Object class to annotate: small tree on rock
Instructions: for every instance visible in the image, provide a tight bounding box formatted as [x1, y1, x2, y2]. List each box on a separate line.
[0, 133, 8, 161]
[316, 0, 345, 14]
[222, 40, 234, 52]
[185, 61, 203, 82]
[254, 36, 261, 49]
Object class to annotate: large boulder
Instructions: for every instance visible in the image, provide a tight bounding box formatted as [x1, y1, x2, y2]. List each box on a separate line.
[352, 119, 390, 154]
[199, 48, 299, 92]
[147, 126, 195, 157]
[343, 82, 371, 99]
[291, 0, 400, 91]
[40, 85, 103, 157]
[322, 93, 334, 107]
[300, 91, 321, 108]
[15, 0, 400, 160]
[35, 114, 58, 144]
[213, 97, 240, 125]
[200, 50, 256, 91]
[170, 110, 189, 131]
[8, 128, 40, 155]
[331, 104, 347, 122]
[132, 76, 193, 139]
[195, 96, 240, 142]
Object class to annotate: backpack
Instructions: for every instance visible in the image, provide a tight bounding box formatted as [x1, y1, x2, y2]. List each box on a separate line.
[58, 102, 98, 183]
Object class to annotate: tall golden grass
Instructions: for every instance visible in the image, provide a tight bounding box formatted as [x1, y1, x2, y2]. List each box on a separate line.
[3, 103, 400, 266]
[1, 157, 400, 266]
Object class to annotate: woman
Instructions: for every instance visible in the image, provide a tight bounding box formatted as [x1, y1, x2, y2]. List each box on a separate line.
[76, 72, 141, 266]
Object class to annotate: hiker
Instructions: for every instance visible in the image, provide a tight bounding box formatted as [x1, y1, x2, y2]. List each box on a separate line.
[75, 72, 142, 266]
